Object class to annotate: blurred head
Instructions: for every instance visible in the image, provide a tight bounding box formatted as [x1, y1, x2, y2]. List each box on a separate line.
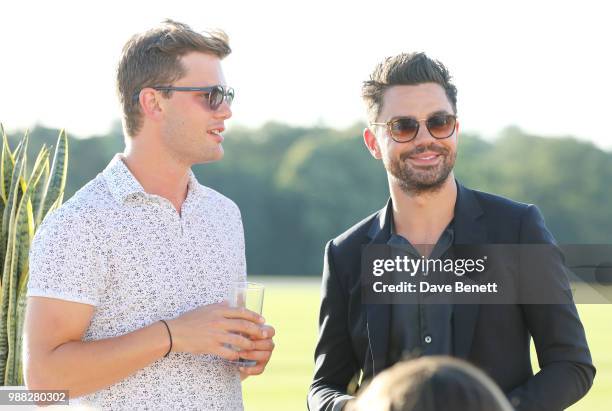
[362, 53, 459, 195]
[348, 357, 514, 411]
[116, 19, 233, 165]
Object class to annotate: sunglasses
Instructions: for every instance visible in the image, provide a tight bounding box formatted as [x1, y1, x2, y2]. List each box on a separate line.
[370, 113, 457, 143]
[132, 85, 235, 111]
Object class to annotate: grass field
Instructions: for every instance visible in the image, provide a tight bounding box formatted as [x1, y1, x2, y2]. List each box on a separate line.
[243, 277, 612, 411]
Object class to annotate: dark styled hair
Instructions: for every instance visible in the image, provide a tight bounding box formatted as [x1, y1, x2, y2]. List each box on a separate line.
[361, 52, 457, 123]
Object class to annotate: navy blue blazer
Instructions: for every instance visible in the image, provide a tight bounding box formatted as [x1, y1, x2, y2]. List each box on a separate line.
[308, 183, 595, 411]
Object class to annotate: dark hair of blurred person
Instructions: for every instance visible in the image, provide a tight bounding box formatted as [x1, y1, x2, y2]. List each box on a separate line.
[347, 356, 514, 411]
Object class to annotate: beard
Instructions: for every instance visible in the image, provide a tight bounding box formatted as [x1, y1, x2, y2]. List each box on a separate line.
[385, 143, 456, 195]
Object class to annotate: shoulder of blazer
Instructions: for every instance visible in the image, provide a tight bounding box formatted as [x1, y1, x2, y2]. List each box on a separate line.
[330, 209, 381, 249]
[327, 200, 390, 264]
[466, 186, 534, 221]
[459, 185, 547, 245]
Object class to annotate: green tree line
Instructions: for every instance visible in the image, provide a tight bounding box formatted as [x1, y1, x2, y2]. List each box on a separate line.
[8, 123, 612, 275]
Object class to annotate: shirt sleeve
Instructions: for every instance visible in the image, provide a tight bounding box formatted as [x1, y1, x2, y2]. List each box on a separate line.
[27, 207, 106, 306]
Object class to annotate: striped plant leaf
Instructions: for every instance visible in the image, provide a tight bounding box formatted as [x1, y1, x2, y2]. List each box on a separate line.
[31, 148, 49, 230]
[36, 130, 68, 227]
[47, 195, 63, 216]
[0, 136, 27, 291]
[14, 276, 28, 386]
[0, 125, 15, 206]
[0, 129, 68, 386]
[3, 189, 21, 384]
[5, 157, 45, 385]
[0, 151, 26, 383]
[0, 128, 12, 280]
[1, 138, 21, 247]
[29, 146, 48, 187]
[9, 135, 27, 208]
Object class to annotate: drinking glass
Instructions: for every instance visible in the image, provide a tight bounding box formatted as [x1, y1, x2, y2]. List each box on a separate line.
[227, 281, 264, 367]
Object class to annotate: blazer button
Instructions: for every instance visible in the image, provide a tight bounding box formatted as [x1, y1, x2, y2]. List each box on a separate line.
[424, 335, 432, 344]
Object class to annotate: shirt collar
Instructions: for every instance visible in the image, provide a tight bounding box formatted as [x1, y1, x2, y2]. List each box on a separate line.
[102, 153, 202, 204]
[387, 215, 455, 258]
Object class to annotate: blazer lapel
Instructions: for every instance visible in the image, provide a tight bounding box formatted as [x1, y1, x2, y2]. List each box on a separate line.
[452, 182, 487, 359]
[364, 199, 393, 376]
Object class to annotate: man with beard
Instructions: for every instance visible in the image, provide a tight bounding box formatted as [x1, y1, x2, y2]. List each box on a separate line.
[307, 53, 594, 411]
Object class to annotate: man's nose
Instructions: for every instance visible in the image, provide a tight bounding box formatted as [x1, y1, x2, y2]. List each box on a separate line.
[214, 100, 232, 120]
[412, 121, 435, 144]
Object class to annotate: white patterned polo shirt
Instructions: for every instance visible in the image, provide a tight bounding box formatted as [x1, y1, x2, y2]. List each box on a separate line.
[27, 153, 246, 410]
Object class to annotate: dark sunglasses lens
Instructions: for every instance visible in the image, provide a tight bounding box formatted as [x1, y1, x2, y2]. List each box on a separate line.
[427, 114, 456, 138]
[208, 86, 225, 110]
[225, 88, 235, 106]
[390, 118, 419, 141]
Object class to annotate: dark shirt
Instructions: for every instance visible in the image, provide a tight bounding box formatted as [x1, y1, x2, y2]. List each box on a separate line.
[387, 220, 455, 365]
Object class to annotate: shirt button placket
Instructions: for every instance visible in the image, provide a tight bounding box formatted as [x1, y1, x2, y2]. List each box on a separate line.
[176, 214, 182, 237]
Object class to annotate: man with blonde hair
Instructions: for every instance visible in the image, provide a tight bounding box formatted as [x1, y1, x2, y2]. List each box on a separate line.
[24, 20, 274, 410]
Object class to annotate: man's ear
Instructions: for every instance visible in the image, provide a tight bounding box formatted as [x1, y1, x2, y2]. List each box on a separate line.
[138, 88, 163, 121]
[363, 127, 382, 160]
[455, 119, 460, 141]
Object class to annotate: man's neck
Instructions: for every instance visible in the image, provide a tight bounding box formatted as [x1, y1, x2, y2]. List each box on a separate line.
[390, 175, 457, 246]
[122, 142, 191, 214]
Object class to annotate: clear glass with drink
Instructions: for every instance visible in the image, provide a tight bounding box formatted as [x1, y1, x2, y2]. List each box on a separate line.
[227, 281, 265, 367]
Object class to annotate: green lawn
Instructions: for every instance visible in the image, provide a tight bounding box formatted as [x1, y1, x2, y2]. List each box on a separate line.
[242, 277, 612, 411]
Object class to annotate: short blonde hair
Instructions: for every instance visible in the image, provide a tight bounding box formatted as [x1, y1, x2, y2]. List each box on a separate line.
[116, 19, 231, 137]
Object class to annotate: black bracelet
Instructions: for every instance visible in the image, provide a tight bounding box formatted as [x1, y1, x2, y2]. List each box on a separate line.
[160, 320, 173, 358]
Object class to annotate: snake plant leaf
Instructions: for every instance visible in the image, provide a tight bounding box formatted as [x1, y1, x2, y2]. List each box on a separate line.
[36, 130, 68, 227]
[1, 126, 14, 206]
[0, 135, 18, 303]
[4, 158, 45, 385]
[31, 148, 49, 230]
[0, 129, 68, 386]
[1, 133, 19, 210]
[0, 153, 26, 382]
[0, 136, 28, 290]
[14, 276, 28, 386]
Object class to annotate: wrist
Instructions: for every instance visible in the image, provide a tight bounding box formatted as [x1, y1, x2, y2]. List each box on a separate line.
[165, 318, 182, 352]
[159, 320, 173, 357]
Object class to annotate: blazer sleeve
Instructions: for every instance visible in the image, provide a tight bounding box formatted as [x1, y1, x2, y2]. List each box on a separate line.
[307, 240, 359, 411]
[508, 205, 596, 411]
